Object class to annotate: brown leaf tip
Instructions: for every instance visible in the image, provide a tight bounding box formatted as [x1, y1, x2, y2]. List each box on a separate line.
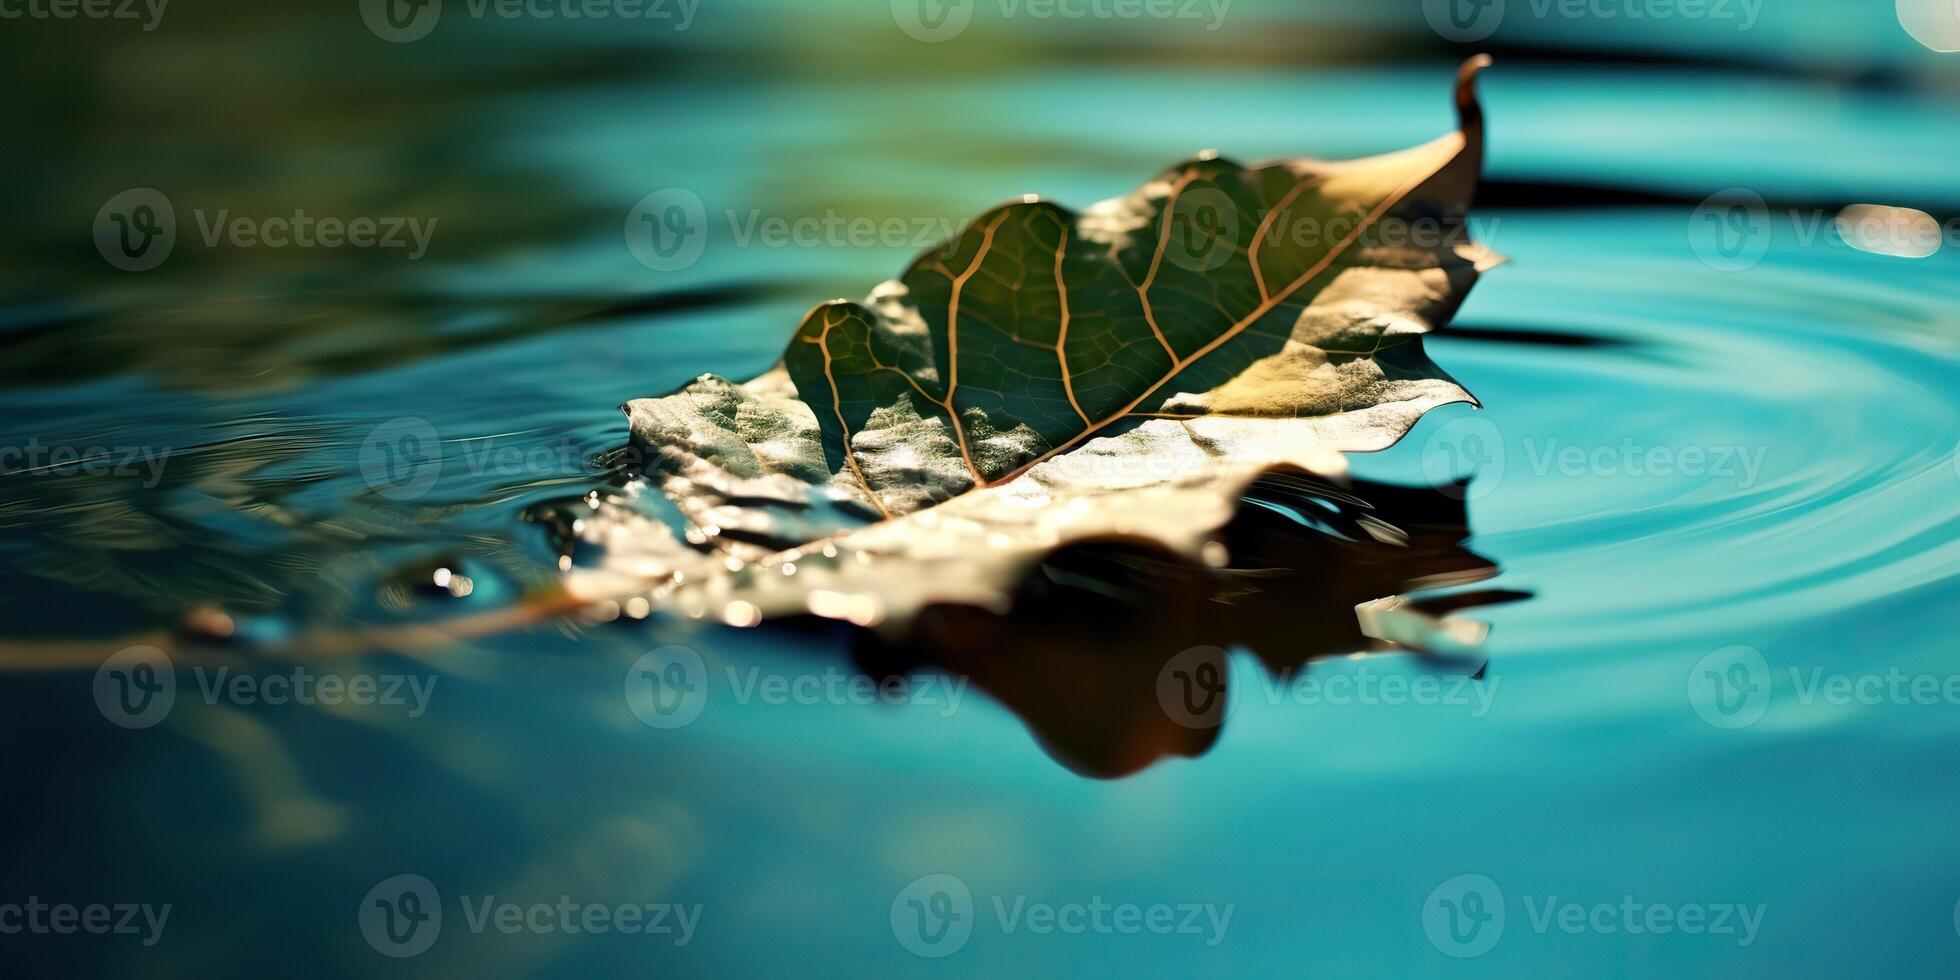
[1455, 56, 1491, 122]
[1454, 55, 1491, 157]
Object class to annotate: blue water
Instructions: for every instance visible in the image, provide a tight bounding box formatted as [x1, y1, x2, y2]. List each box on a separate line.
[3, 2, 1959, 976]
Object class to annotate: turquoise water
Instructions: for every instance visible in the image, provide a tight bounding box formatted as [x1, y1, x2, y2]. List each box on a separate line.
[4, 2, 1959, 976]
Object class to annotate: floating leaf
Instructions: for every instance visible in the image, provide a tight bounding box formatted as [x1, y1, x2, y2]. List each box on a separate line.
[553, 57, 1500, 639]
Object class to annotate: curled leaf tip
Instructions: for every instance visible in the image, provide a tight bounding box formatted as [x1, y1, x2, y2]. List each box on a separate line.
[1454, 55, 1490, 165]
[1455, 56, 1491, 119]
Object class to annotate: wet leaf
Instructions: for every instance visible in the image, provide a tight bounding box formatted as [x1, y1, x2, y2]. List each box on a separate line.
[556, 57, 1500, 636]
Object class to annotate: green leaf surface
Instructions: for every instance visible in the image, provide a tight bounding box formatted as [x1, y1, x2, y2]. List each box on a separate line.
[557, 57, 1499, 634]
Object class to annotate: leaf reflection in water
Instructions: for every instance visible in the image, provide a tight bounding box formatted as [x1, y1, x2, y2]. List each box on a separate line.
[532, 468, 1522, 778]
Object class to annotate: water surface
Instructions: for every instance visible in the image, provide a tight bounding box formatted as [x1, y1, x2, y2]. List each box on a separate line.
[4, 3, 1959, 976]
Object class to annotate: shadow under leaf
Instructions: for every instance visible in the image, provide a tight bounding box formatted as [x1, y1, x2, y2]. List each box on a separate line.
[720, 471, 1522, 779]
